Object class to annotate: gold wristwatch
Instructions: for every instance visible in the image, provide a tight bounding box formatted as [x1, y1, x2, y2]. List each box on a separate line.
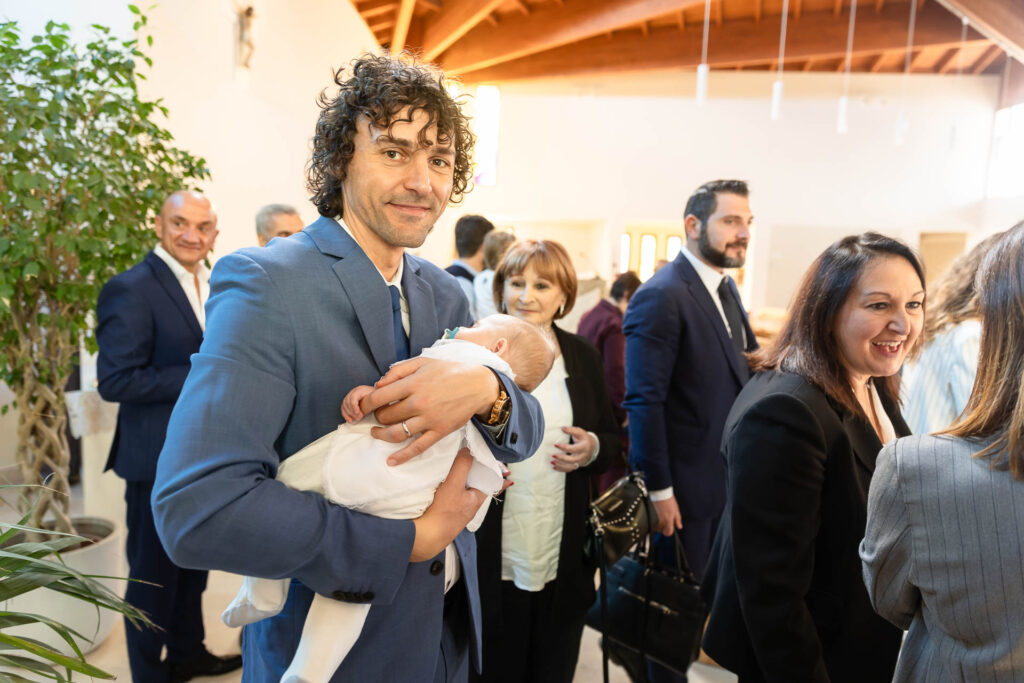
[484, 386, 511, 426]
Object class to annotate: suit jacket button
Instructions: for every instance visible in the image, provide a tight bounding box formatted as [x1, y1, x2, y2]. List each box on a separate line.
[510, 432, 518, 445]
[430, 560, 444, 575]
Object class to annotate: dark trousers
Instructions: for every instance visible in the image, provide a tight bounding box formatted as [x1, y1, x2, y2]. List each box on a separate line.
[477, 580, 585, 683]
[124, 481, 207, 683]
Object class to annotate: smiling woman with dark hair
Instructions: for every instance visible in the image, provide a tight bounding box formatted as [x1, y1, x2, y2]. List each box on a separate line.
[862, 221, 1024, 682]
[701, 232, 925, 682]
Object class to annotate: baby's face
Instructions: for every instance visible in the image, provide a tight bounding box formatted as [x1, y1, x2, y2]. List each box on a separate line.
[453, 316, 509, 354]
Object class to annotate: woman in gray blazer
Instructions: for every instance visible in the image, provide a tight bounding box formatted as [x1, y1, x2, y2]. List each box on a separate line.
[862, 221, 1024, 682]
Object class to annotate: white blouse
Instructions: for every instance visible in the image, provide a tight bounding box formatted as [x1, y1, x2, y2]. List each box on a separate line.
[500, 353, 571, 592]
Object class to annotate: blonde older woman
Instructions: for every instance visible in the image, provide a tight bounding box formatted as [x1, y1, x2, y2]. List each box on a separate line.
[473, 240, 619, 683]
[862, 222, 1024, 681]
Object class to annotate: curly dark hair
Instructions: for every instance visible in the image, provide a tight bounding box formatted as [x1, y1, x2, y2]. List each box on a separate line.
[306, 53, 476, 218]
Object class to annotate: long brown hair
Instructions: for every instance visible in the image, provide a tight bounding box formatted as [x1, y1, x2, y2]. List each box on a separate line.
[944, 222, 1024, 478]
[751, 233, 925, 419]
[919, 231, 1005, 347]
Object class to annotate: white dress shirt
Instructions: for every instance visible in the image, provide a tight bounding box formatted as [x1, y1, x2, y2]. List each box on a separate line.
[153, 244, 210, 330]
[335, 218, 460, 590]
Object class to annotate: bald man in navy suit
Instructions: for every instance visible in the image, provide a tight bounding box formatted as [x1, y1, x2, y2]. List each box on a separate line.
[97, 191, 241, 683]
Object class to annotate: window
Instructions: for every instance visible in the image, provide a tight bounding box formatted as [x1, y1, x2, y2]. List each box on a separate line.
[619, 233, 631, 273]
[987, 102, 1024, 199]
[639, 234, 657, 281]
[473, 85, 501, 187]
[666, 235, 683, 263]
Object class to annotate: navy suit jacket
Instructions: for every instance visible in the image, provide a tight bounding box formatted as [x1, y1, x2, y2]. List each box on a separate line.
[151, 217, 544, 681]
[623, 252, 757, 521]
[96, 250, 202, 482]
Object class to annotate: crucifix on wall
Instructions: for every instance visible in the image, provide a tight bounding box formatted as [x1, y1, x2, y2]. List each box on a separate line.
[234, 1, 255, 69]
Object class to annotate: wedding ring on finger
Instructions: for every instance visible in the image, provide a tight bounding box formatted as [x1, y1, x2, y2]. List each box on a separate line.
[401, 421, 412, 438]
[573, 462, 580, 470]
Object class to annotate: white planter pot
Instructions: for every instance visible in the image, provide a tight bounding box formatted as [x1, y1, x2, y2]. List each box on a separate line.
[4, 516, 125, 656]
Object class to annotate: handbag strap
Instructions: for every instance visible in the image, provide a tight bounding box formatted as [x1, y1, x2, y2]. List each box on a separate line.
[598, 533, 610, 683]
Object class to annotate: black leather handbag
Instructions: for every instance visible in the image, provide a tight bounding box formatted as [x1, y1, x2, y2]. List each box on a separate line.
[586, 470, 658, 567]
[586, 529, 707, 682]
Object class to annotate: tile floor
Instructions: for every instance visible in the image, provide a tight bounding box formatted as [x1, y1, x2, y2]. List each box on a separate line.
[81, 566, 736, 682]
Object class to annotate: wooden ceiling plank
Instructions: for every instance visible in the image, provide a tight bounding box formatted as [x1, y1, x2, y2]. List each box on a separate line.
[755, 0, 763, 22]
[421, 0, 506, 61]
[441, 0, 707, 75]
[416, 0, 442, 10]
[794, 0, 803, 20]
[390, 0, 416, 52]
[459, 3, 980, 81]
[356, 0, 398, 10]
[938, 0, 1024, 64]
[642, 20, 650, 36]
[715, 0, 723, 27]
[875, 0, 885, 12]
[971, 44, 1002, 73]
[833, 0, 841, 17]
[677, 10, 686, 30]
[932, 45, 961, 72]
[361, 3, 399, 20]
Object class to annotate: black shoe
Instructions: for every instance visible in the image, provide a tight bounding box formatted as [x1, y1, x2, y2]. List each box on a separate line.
[168, 649, 243, 682]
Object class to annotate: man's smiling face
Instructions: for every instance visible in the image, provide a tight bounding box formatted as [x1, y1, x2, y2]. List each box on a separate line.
[340, 108, 455, 255]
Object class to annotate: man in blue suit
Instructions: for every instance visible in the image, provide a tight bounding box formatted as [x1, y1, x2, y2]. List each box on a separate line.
[623, 179, 757, 680]
[152, 55, 544, 683]
[96, 190, 243, 682]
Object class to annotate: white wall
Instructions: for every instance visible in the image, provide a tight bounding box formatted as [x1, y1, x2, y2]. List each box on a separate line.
[0, 0, 377, 489]
[416, 69, 1006, 312]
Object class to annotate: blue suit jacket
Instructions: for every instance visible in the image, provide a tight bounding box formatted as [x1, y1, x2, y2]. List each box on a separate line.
[151, 217, 543, 681]
[623, 252, 757, 521]
[96, 251, 202, 482]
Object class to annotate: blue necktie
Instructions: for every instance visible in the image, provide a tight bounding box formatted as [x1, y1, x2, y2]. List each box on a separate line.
[390, 285, 409, 362]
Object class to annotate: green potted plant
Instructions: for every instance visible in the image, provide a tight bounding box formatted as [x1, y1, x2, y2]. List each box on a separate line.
[0, 485, 154, 680]
[0, 9, 209, 661]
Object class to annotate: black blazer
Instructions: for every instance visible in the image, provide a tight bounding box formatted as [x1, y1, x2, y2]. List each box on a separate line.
[623, 253, 757, 521]
[476, 327, 619, 621]
[701, 370, 905, 683]
[96, 251, 202, 482]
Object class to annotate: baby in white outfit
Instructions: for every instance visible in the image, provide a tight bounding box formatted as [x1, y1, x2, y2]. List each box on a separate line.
[221, 314, 555, 683]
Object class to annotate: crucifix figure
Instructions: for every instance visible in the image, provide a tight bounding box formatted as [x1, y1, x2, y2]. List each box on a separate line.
[235, 2, 255, 68]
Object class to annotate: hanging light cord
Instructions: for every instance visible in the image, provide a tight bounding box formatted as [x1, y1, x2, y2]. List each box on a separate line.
[777, 0, 790, 79]
[701, 0, 711, 65]
[842, 0, 858, 86]
[902, 0, 918, 76]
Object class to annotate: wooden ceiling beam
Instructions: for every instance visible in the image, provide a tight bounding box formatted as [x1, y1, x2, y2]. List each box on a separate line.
[360, 3, 399, 20]
[932, 46, 960, 72]
[356, 0, 398, 11]
[804, 57, 816, 70]
[390, 0, 416, 52]
[421, 0, 506, 62]
[370, 18, 396, 33]
[875, 0, 885, 12]
[936, 0, 1024, 64]
[460, 3, 981, 82]
[971, 43, 1003, 73]
[833, 0, 841, 17]
[755, 0, 763, 23]
[440, 0, 706, 75]
[715, 0, 723, 27]
[416, 0, 442, 10]
[868, 51, 889, 71]
[793, 0, 803, 20]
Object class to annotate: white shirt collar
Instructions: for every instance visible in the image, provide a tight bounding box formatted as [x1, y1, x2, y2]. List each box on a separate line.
[680, 244, 726, 296]
[153, 243, 210, 283]
[335, 216, 404, 288]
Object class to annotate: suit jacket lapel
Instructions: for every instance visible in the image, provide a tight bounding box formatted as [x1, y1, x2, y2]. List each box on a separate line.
[402, 256, 438, 355]
[675, 255, 749, 384]
[843, 383, 907, 473]
[307, 217, 396, 376]
[145, 251, 203, 342]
